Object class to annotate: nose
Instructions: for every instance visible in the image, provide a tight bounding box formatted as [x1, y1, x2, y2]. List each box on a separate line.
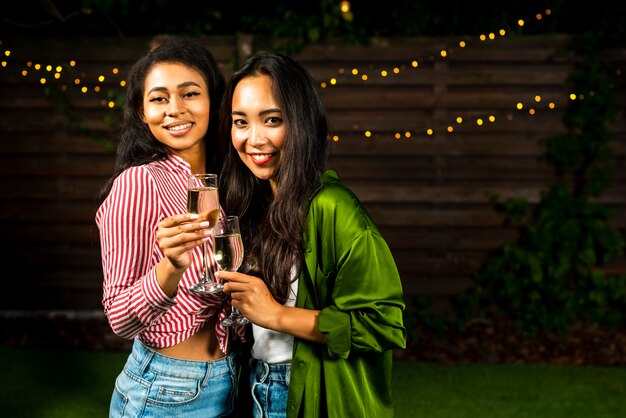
[166, 96, 185, 116]
[248, 124, 266, 147]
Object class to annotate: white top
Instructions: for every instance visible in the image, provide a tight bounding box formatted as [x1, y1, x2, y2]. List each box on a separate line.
[251, 267, 299, 364]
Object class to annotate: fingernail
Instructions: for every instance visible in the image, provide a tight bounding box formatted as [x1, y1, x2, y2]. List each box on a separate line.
[190, 214, 199, 220]
[200, 221, 210, 228]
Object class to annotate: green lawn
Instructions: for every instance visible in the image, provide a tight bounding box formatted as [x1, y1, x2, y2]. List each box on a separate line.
[1, 347, 625, 417]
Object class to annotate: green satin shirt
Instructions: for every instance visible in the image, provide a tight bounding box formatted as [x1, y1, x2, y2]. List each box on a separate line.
[286, 170, 407, 418]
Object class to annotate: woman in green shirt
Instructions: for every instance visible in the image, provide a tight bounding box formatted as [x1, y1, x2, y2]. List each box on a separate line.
[216, 51, 406, 418]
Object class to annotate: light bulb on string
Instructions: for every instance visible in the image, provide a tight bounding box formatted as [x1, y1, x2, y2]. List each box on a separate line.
[318, 8, 551, 88]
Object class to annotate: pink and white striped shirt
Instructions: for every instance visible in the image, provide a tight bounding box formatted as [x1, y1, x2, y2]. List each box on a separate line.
[96, 154, 244, 352]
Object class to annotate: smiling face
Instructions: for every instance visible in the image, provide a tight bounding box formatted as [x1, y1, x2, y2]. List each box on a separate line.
[230, 75, 286, 194]
[141, 62, 210, 165]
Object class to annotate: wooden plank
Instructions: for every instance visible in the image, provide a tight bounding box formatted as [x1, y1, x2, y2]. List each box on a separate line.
[349, 184, 543, 204]
[0, 157, 115, 177]
[331, 156, 555, 181]
[328, 134, 626, 156]
[2, 287, 104, 310]
[307, 65, 573, 87]
[0, 133, 115, 154]
[9, 246, 102, 268]
[355, 184, 626, 205]
[379, 227, 520, 250]
[1, 201, 101, 222]
[365, 206, 507, 227]
[363, 204, 626, 228]
[329, 135, 545, 156]
[392, 250, 489, 276]
[3, 224, 100, 244]
[293, 35, 573, 63]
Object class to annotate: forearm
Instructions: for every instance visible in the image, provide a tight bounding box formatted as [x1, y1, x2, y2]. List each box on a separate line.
[155, 257, 186, 297]
[272, 305, 325, 343]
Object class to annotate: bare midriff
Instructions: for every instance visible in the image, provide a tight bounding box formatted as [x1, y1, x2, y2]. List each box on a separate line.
[156, 319, 226, 361]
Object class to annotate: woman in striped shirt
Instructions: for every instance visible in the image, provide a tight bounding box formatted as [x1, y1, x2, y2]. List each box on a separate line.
[96, 36, 245, 417]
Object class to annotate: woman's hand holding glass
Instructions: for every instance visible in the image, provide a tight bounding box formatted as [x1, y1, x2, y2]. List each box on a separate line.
[217, 269, 283, 328]
[154, 213, 214, 296]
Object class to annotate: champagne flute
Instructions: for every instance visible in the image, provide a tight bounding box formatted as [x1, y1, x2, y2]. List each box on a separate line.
[187, 173, 222, 295]
[214, 215, 250, 326]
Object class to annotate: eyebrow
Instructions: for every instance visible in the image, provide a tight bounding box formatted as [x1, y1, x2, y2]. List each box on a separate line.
[232, 108, 282, 116]
[147, 81, 202, 95]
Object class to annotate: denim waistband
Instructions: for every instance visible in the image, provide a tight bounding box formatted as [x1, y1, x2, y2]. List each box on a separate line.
[130, 338, 237, 380]
[250, 358, 291, 383]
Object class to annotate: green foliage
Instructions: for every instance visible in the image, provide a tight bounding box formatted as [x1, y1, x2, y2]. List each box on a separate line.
[240, 1, 352, 52]
[4, 1, 625, 43]
[453, 33, 626, 333]
[42, 83, 121, 152]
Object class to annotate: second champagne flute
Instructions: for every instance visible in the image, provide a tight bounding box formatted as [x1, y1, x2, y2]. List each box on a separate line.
[214, 215, 250, 326]
[187, 173, 222, 295]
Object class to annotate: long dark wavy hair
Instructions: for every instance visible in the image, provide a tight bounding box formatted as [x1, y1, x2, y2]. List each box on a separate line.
[218, 52, 329, 302]
[98, 36, 225, 201]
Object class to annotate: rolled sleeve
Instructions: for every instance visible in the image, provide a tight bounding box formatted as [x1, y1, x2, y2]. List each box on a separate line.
[318, 305, 352, 359]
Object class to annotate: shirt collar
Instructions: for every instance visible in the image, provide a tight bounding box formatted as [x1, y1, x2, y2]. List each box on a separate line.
[155, 154, 193, 175]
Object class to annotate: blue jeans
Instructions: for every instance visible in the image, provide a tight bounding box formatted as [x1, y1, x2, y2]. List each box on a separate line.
[109, 339, 239, 418]
[249, 359, 291, 418]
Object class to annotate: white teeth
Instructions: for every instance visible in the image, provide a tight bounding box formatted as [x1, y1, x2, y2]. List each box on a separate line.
[168, 123, 192, 131]
[251, 154, 272, 162]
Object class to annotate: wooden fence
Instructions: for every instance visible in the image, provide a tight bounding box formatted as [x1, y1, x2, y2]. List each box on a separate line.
[1, 34, 624, 314]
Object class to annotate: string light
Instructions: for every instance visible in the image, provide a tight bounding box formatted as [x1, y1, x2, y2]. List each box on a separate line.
[320, 4, 560, 141]
[345, 94, 563, 141]
[319, 8, 551, 89]
[1, 50, 125, 109]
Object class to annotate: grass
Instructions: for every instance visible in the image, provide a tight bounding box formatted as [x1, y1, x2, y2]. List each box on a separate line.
[393, 362, 626, 418]
[1, 347, 625, 418]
